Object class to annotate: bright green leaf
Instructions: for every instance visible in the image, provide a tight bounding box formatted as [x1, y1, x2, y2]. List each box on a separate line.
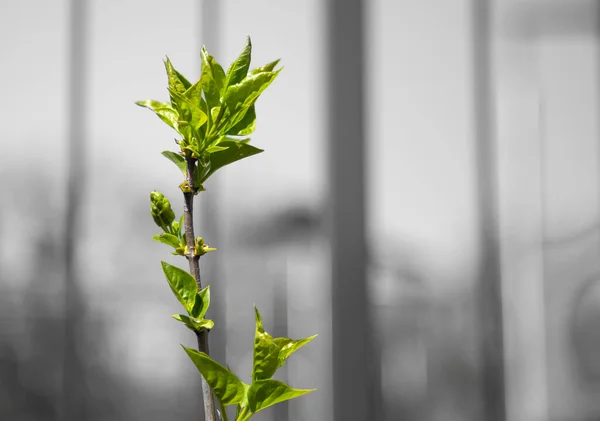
[136, 100, 179, 131]
[252, 306, 280, 381]
[223, 70, 280, 117]
[201, 47, 226, 107]
[182, 347, 248, 406]
[161, 151, 187, 175]
[224, 36, 252, 89]
[164, 57, 191, 95]
[160, 261, 197, 313]
[252, 307, 317, 382]
[172, 314, 214, 331]
[201, 140, 263, 184]
[226, 105, 256, 136]
[169, 88, 208, 131]
[250, 59, 281, 75]
[205, 145, 229, 154]
[247, 379, 314, 415]
[191, 285, 211, 319]
[273, 335, 318, 367]
[152, 233, 180, 248]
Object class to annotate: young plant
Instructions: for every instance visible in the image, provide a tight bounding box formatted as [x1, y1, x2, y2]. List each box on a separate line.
[137, 37, 316, 421]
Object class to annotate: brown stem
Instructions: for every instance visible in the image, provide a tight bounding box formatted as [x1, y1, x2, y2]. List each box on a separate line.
[184, 157, 217, 421]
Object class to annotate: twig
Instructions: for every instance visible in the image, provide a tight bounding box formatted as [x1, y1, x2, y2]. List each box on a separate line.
[183, 157, 217, 421]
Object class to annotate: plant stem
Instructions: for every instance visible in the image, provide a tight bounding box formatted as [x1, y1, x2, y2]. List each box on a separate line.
[184, 157, 217, 421]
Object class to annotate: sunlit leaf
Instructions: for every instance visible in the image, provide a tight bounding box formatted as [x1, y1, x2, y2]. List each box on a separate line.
[247, 379, 314, 414]
[161, 151, 187, 175]
[191, 285, 211, 319]
[250, 59, 281, 75]
[168, 88, 208, 131]
[135, 100, 179, 131]
[200, 140, 263, 184]
[223, 70, 280, 116]
[226, 105, 256, 136]
[172, 314, 214, 331]
[182, 347, 248, 406]
[160, 261, 197, 313]
[164, 57, 191, 95]
[252, 306, 280, 381]
[201, 47, 226, 107]
[152, 233, 180, 248]
[224, 36, 252, 89]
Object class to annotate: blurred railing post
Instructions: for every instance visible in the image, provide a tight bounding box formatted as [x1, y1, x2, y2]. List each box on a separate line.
[471, 0, 507, 420]
[199, 0, 226, 365]
[326, 0, 374, 420]
[62, 0, 88, 419]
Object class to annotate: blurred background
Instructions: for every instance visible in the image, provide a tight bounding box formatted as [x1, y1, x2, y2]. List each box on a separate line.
[2, 0, 600, 420]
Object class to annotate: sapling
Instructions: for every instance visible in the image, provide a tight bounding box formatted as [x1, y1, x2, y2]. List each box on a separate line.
[137, 37, 317, 421]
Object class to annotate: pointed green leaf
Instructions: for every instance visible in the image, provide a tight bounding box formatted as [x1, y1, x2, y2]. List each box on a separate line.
[252, 306, 280, 381]
[182, 347, 248, 406]
[226, 105, 256, 136]
[224, 36, 252, 89]
[247, 379, 314, 414]
[201, 140, 263, 184]
[252, 307, 317, 381]
[273, 334, 318, 367]
[161, 151, 187, 175]
[136, 100, 179, 131]
[250, 59, 281, 75]
[153, 233, 180, 248]
[160, 261, 197, 313]
[201, 47, 226, 107]
[191, 285, 211, 319]
[223, 70, 280, 117]
[169, 88, 208, 131]
[205, 145, 229, 154]
[172, 314, 214, 331]
[164, 57, 191, 94]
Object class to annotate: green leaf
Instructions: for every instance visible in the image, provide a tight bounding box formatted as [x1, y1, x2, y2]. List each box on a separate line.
[226, 105, 256, 136]
[164, 57, 191, 95]
[273, 334, 318, 367]
[161, 151, 187, 175]
[201, 140, 263, 184]
[182, 347, 248, 406]
[201, 47, 226, 107]
[135, 100, 179, 131]
[205, 145, 229, 154]
[160, 261, 197, 313]
[252, 306, 281, 381]
[169, 88, 208, 131]
[224, 36, 252, 89]
[173, 314, 214, 331]
[191, 285, 211, 319]
[223, 70, 280, 117]
[250, 59, 281, 75]
[247, 379, 314, 415]
[152, 233, 180, 248]
[252, 307, 317, 382]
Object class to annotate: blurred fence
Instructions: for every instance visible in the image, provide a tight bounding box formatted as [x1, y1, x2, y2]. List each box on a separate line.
[3, 1, 600, 421]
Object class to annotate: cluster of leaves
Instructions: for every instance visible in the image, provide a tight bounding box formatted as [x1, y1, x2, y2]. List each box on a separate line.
[136, 36, 281, 192]
[150, 191, 215, 257]
[184, 307, 316, 421]
[140, 38, 316, 421]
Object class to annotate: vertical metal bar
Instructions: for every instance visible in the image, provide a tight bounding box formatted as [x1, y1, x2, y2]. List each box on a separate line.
[273, 256, 289, 421]
[199, 0, 226, 365]
[62, 0, 87, 419]
[327, 0, 371, 420]
[471, 0, 506, 420]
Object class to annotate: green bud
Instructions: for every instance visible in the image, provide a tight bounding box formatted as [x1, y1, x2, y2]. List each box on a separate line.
[150, 191, 176, 232]
[194, 237, 216, 256]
